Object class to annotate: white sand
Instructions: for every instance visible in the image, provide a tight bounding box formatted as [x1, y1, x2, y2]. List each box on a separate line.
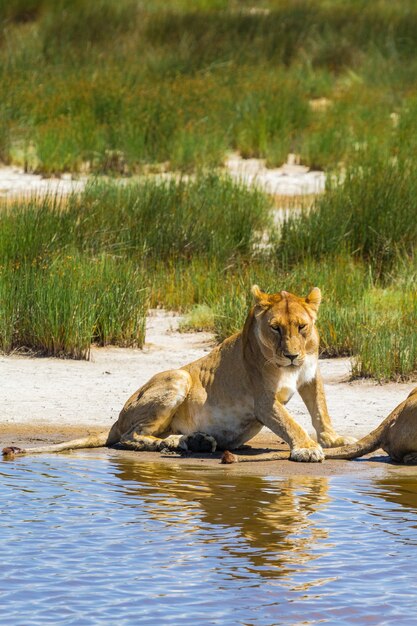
[1, 311, 413, 439]
[0, 166, 85, 198]
[225, 153, 326, 196]
[0, 154, 325, 200]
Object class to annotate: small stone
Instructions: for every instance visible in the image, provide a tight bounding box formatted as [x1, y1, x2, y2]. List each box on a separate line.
[221, 450, 237, 464]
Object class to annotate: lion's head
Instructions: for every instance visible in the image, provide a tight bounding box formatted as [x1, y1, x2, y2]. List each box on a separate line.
[249, 284, 321, 368]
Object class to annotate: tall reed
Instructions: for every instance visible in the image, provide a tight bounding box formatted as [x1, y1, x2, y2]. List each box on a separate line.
[0, 256, 148, 358]
[279, 158, 417, 274]
[0, 176, 270, 357]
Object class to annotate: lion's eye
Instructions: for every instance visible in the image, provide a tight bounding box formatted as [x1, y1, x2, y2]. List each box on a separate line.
[271, 325, 281, 335]
[299, 324, 307, 331]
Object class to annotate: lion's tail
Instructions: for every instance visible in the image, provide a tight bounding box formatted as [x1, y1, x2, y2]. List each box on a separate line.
[221, 450, 288, 463]
[221, 428, 384, 464]
[221, 404, 402, 464]
[324, 404, 403, 460]
[2, 427, 119, 458]
[323, 427, 383, 459]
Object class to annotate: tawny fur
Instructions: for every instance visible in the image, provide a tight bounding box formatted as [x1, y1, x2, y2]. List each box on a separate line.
[2, 286, 354, 462]
[221, 387, 417, 465]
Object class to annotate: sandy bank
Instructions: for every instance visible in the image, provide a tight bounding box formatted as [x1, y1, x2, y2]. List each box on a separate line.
[0, 154, 325, 200]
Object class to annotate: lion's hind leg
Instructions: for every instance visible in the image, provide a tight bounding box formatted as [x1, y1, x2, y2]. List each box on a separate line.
[117, 369, 192, 453]
[118, 432, 186, 452]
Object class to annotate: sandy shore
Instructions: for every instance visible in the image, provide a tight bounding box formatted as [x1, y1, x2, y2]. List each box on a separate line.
[0, 155, 325, 200]
[0, 166, 86, 198]
[1, 311, 415, 477]
[225, 152, 325, 196]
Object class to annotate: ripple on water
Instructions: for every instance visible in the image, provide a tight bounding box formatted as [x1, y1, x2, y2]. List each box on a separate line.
[1, 454, 417, 625]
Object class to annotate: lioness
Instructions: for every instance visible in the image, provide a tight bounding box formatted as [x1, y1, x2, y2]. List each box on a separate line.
[3, 285, 354, 462]
[222, 387, 417, 465]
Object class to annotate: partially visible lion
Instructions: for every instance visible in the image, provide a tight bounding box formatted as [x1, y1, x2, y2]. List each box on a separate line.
[3, 285, 354, 462]
[327, 387, 417, 463]
[222, 388, 417, 465]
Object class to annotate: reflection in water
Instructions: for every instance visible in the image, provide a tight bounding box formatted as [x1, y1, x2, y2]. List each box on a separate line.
[1, 453, 417, 625]
[113, 458, 330, 580]
[372, 476, 417, 511]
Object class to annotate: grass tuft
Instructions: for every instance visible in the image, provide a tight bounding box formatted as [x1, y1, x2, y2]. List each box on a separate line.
[179, 305, 215, 333]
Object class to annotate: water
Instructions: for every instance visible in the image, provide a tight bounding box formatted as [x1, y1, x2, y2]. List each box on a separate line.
[1, 453, 417, 626]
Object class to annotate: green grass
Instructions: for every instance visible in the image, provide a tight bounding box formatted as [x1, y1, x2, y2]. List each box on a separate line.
[0, 174, 270, 263]
[273, 159, 417, 379]
[350, 287, 417, 380]
[0, 256, 148, 358]
[2, 0, 417, 172]
[179, 304, 215, 332]
[0, 176, 270, 357]
[279, 158, 417, 274]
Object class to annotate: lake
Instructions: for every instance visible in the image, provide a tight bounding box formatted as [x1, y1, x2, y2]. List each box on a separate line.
[1, 453, 417, 625]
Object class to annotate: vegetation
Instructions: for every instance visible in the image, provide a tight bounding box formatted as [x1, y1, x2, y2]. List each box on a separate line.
[1, 0, 417, 380]
[1, 257, 148, 358]
[2, 0, 417, 172]
[179, 305, 215, 333]
[0, 176, 269, 357]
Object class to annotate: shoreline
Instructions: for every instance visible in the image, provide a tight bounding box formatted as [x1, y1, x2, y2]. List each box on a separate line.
[1, 426, 410, 480]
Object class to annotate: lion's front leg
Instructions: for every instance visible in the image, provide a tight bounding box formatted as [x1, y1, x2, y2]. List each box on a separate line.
[254, 394, 324, 462]
[298, 371, 356, 448]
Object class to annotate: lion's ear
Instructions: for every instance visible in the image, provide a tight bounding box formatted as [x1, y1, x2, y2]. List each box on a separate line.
[251, 284, 270, 308]
[305, 287, 322, 315]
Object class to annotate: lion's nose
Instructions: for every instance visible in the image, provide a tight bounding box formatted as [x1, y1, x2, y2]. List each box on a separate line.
[284, 353, 299, 362]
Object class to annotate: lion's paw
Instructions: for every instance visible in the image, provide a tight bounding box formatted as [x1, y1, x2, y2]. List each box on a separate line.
[319, 433, 357, 448]
[181, 432, 217, 453]
[290, 445, 324, 463]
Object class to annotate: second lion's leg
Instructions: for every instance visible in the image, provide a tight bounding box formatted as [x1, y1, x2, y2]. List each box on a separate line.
[117, 369, 192, 452]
